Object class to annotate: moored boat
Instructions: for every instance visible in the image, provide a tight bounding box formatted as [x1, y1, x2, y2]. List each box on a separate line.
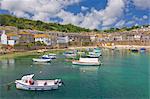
[93, 48, 101, 53]
[87, 52, 101, 58]
[140, 48, 146, 53]
[48, 53, 57, 59]
[42, 55, 51, 59]
[32, 58, 51, 62]
[87, 48, 102, 58]
[42, 54, 56, 59]
[63, 51, 77, 58]
[129, 48, 138, 53]
[72, 58, 101, 66]
[15, 74, 63, 91]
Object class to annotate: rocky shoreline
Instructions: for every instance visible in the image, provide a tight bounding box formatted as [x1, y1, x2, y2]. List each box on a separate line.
[0, 45, 150, 60]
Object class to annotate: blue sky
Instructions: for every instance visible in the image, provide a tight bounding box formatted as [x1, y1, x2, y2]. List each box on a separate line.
[0, 0, 149, 30]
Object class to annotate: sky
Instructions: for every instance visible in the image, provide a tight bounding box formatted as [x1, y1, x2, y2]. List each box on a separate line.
[0, 0, 149, 30]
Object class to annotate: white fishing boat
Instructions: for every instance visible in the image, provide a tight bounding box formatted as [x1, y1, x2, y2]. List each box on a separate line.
[15, 74, 63, 91]
[42, 54, 56, 59]
[72, 58, 101, 66]
[32, 58, 51, 62]
[48, 53, 57, 59]
[87, 52, 101, 58]
[63, 51, 76, 58]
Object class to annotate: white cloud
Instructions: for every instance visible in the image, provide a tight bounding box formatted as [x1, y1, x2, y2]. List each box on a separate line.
[57, 10, 84, 26]
[135, 23, 139, 26]
[115, 20, 125, 28]
[101, 26, 110, 30]
[80, 0, 125, 29]
[1, 0, 81, 21]
[132, 0, 150, 10]
[132, 16, 144, 22]
[143, 15, 148, 19]
[32, 12, 50, 21]
[1, 0, 39, 15]
[13, 11, 30, 18]
[81, 6, 88, 11]
[126, 20, 135, 26]
[0, 0, 126, 29]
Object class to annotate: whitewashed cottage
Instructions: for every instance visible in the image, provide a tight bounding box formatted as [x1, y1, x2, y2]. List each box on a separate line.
[33, 34, 51, 45]
[0, 30, 8, 45]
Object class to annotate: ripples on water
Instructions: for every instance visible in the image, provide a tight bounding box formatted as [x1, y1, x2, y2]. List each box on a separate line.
[0, 49, 149, 99]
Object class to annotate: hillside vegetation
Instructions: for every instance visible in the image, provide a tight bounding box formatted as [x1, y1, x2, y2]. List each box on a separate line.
[0, 14, 149, 33]
[103, 25, 149, 33]
[0, 14, 91, 33]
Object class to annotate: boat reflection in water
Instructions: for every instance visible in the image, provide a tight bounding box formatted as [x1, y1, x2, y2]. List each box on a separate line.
[72, 65, 100, 73]
[32, 62, 51, 65]
[0, 59, 15, 70]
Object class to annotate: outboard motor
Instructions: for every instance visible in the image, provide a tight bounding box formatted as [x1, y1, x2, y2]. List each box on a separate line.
[54, 79, 63, 86]
[54, 79, 59, 85]
[58, 79, 63, 86]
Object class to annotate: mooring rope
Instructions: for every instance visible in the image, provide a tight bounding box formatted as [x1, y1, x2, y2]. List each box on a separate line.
[0, 81, 15, 90]
[0, 81, 15, 87]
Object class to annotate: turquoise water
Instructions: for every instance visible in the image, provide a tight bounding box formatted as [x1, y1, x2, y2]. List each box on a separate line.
[0, 50, 149, 99]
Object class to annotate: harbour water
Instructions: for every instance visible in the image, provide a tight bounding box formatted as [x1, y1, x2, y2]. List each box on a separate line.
[0, 50, 149, 99]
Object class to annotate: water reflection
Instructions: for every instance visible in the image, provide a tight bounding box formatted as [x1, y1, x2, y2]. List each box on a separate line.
[0, 49, 149, 99]
[32, 62, 51, 65]
[72, 65, 100, 73]
[102, 48, 148, 57]
[0, 59, 15, 70]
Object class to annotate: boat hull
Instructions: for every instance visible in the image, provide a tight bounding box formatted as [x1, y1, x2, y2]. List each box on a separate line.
[131, 50, 138, 53]
[87, 54, 101, 58]
[72, 61, 101, 66]
[32, 58, 51, 62]
[42, 55, 56, 59]
[48, 56, 56, 59]
[88, 52, 102, 58]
